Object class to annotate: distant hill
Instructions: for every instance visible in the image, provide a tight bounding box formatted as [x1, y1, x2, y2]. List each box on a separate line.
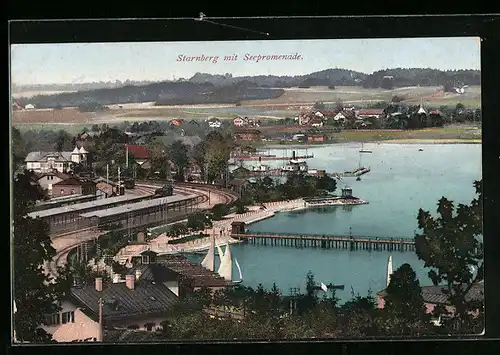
[13, 67, 480, 108]
[362, 68, 481, 89]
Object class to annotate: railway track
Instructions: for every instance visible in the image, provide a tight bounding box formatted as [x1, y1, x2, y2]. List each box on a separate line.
[48, 181, 238, 274]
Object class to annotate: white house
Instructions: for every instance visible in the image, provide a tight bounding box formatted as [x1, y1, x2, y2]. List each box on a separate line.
[26, 152, 73, 174]
[232, 116, 247, 127]
[207, 118, 222, 128]
[25, 104, 35, 110]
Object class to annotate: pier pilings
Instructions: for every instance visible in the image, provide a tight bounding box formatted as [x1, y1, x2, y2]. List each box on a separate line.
[235, 233, 415, 252]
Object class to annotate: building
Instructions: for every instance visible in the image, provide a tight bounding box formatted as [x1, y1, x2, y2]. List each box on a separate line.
[207, 117, 222, 128]
[357, 109, 385, 119]
[25, 148, 88, 174]
[169, 119, 184, 127]
[228, 178, 249, 198]
[309, 118, 324, 127]
[52, 177, 97, 197]
[31, 171, 70, 196]
[25, 103, 35, 110]
[234, 129, 261, 141]
[333, 110, 356, 123]
[12, 101, 23, 111]
[41, 268, 180, 342]
[376, 281, 484, 322]
[307, 135, 327, 143]
[125, 145, 150, 166]
[233, 116, 247, 127]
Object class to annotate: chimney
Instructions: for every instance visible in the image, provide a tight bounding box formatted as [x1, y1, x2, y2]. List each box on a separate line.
[95, 277, 103, 292]
[125, 275, 135, 290]
[135, 268, 142, 280]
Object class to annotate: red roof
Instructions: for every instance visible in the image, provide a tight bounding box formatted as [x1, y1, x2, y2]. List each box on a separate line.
[430, 110, 441, 115]
[126, 144, 150, 159]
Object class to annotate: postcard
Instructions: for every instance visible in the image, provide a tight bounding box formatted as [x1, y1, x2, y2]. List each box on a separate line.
[10, 33, 483, 343]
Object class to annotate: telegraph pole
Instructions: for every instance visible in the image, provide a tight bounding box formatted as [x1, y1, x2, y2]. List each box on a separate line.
[289, 287, 300, 315]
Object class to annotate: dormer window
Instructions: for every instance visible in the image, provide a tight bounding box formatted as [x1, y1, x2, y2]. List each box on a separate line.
[142, 255, 149, 264]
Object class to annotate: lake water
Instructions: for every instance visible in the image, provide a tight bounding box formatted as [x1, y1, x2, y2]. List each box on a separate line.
[192, 143, 482, 303]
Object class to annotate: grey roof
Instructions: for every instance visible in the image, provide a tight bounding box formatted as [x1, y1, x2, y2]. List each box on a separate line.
[129, 263, 181, 283]
[421, 282, 484, 305]
[70, 281, 178, 322]
[79, 194, 197, 219]
[36, 193, 84, 204]
[377, 281, 484, 306]
[25, 151, 73, 162]
[27, 194, 148, 219]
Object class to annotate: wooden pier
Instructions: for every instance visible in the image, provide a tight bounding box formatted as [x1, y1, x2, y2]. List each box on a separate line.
[231, 232, 415, 252]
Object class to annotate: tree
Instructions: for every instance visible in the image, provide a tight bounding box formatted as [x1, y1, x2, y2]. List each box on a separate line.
[414, 180, 483, 333]
[53, 130, 72, 152]
[170, 140, 189, 182]
[382, 263, 430, 335]
[13, 171, 69, 342]
[313, 101, 325, 110]
[12, 127, 27, 169]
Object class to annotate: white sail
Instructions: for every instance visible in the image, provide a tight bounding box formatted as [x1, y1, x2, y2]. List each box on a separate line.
[201, 235, 215, 271]
[235, 258, 243, 282]
[387, 255, 393, 287]
[217, 242, 233, 281]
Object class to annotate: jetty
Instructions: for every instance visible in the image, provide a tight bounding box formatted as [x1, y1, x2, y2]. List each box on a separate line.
[231, 232, 415, 252]
[329, 167, 371, 178]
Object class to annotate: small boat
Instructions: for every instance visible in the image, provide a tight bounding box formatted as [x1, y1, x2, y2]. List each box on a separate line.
[356, 177, 361, 181]
[233, 258, 243, 284]
[359, 142, 372, 153]
[418, 148, 424, 152]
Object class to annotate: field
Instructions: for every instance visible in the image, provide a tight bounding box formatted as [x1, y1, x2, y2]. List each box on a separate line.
[11, 85, 481, 126]
[240, 85, 481, 108]
[260, 126, 481, 145]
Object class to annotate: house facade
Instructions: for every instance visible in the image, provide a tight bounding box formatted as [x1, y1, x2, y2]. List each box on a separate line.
[234, 129, 261, 141]
[52, 177, 97, 197]
[126, 144, 150, 166]
[40, 299, 101, 343]
[207, 118, 222, 128]
[32, 171, 70, 196]
[233, 117, 247, 127]
[308, 135, 327, 143]
[309, 118, 324, 127]
[41, 269, 180, 342]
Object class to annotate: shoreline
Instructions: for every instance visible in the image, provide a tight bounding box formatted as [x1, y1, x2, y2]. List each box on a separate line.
[261, 138, 481, 149]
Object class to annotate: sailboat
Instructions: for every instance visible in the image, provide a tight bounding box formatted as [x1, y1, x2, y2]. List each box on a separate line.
[216, 242, 243, 284]
[386, 254, 393, 287]
[201, 235, 216, 272]
[359, 142, 372, 153]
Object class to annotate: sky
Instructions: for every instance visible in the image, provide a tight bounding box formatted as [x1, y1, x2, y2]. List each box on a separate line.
[10, 37, 481, 86]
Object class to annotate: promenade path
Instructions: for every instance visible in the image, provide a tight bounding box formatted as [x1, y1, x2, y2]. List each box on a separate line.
[115, 198, 305, 263]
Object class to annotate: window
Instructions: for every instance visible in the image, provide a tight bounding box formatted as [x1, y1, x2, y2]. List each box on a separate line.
[60, 189, 65, 195]
[142, 255, 149, 264]
[144, 322, 155, 331]
[61, 311, 75, 324]
[70, 189, 75, 194]
[44, 313, 60, 326]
